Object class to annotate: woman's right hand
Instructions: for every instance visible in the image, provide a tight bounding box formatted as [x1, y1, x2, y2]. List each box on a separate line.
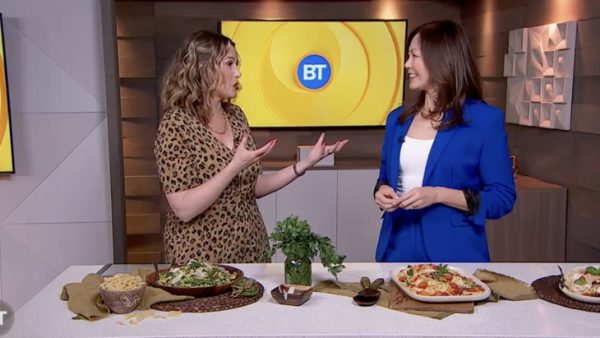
[375, 184, 401, 212]
[230, 134, 277, 171]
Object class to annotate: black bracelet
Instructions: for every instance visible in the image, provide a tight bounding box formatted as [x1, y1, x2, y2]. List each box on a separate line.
[292, 163, 305, 177]
[463, 189, 480, 216]
[373, 180, 386, 198]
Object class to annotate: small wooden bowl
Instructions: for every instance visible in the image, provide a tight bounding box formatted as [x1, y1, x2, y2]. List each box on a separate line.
[99, 285, 145, 314]
[271, 284, 313, 306]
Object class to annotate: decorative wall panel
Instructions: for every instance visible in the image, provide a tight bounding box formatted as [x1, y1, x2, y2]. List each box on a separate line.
[504, 21, 576, 130]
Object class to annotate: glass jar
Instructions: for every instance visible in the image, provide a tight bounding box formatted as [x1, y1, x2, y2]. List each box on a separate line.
[284, 256, 312, 286]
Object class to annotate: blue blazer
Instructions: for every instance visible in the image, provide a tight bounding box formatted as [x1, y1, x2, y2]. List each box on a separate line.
[376, 100, 516, 262]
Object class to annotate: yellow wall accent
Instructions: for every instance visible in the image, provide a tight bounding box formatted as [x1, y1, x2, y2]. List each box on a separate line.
[0, 21, 14, 173]
[222, 21, 406, 127]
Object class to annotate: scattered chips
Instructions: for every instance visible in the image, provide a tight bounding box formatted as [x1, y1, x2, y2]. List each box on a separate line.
[116, 310, 182, 326]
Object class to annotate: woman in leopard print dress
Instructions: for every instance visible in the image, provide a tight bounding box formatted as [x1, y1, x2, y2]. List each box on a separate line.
[154, 30, 348, 264]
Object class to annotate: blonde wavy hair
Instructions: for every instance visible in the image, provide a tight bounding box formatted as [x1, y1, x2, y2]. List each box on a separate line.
[160, 30, 235, 124]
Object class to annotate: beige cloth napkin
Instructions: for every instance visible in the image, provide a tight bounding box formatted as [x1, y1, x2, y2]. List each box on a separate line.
[60, 269, 193, 321]
[60, 273, 109, 321]
[473, 269, 538, 301]
[313, 280, 452, 319]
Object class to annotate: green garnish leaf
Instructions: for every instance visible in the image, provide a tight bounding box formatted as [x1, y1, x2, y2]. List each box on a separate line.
[585, 266, 600, 276]
[432, 264, 449, 281]
[232, 278, 259, 297]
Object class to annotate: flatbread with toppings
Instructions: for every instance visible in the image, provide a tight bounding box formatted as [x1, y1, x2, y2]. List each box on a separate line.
[563, 266, 600, 298]
[393, 263, 486, 297]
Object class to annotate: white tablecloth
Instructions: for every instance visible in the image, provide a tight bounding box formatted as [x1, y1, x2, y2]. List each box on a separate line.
[8, 262, 600, 338]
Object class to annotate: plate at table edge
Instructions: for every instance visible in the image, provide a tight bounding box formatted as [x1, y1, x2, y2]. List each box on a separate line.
[146, 264, 244, 297]
[390, 265, 491, 303]
[558, 265, 600, 304]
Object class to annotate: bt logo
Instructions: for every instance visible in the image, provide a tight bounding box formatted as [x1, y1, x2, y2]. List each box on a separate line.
[296, 54, 331, 90]
[0, 299, 13, 334]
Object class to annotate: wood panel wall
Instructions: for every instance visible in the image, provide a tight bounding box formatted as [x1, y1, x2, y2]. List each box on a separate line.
[461, 0, 600, 261]
[115, 0, 461, 262]
[487, 175, 567, 261]
[117, 2, 162, 262]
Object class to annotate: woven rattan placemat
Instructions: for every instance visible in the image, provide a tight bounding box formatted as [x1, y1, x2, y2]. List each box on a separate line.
[151, 281, 264, 313]
[532, 275, 600, 313]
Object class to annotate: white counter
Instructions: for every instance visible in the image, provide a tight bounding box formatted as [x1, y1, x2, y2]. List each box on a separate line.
[8, 263, 600, 338]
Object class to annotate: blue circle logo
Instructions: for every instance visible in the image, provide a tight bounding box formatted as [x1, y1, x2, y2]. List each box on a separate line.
[296, 54, 331, 90]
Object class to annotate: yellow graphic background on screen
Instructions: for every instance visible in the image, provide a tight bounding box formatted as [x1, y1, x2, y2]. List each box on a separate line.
[0, 22, 14, 172]
[221, 21, 406, 127]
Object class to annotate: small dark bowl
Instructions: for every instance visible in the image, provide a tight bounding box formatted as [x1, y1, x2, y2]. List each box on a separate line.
[146, 264, 243, 297]
[271, 284, 313, 306]
[353, 288, 381, 307]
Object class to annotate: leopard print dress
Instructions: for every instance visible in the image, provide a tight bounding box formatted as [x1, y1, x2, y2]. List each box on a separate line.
[154, 103, 270, 264]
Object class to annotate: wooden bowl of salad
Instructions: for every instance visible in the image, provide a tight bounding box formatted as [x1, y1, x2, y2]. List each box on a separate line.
[146, 260, 243, 297]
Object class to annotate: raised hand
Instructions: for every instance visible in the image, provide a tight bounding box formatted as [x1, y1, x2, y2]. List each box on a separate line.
[307, 133, 349, 166]
[231, 134, 277, 171]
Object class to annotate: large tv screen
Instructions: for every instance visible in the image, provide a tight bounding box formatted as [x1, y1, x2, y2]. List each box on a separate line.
[0, 13, 14, 173]
[221, 20, 407, 128]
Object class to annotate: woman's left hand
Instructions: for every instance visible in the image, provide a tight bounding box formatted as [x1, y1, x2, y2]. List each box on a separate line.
[395, 187, 439, 210]
[306, 133, 349, 166]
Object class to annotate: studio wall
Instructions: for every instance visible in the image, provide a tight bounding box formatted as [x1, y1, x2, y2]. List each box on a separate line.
[462, 0, 600, 261]
[115, 0, 461, 262]
[0, 0, 113, 310]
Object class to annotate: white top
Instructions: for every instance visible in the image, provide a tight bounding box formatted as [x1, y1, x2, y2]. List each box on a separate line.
[400, 136, 435, 193]
[9, 263, 600, 338]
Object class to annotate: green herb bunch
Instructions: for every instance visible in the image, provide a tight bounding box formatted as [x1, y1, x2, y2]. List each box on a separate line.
[268, 215, 346, 278]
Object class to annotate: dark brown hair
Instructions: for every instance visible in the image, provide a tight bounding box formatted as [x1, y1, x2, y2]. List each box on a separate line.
[400, 20, 483, 129]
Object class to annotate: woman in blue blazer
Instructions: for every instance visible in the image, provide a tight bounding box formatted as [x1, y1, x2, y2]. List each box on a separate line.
[373, 20, 516, 262]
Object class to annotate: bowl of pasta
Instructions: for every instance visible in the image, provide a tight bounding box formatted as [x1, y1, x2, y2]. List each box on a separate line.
[146, 260, 243, 297]
[559, 265, 600, 304]
[99, 273, 146, 314]
[391, 263, 491, 303]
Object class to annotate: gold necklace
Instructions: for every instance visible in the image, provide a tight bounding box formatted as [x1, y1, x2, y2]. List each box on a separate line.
[207, 110, 229, 135]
